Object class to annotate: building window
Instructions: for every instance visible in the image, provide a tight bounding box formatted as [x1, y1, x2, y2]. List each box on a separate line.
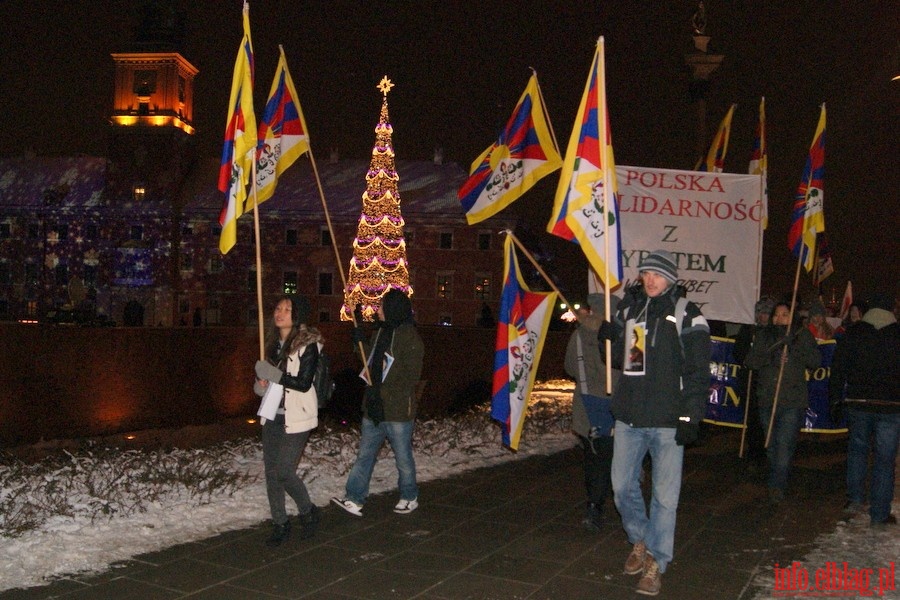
[320, 227, 331, 247]
[439, 232, 453, 249]
[208, 256, 223, 274]
[28, 223, 40, 239]
[83, 264, 97, 287]
[0, 223, 10, 239]
[206, 299, 221, 325]
[247, 270, 256, 292]
[318, 271, 333, 296]
[286, 228, 298, 246]
[474, 273, 492, 300]
[133, 185, 146, 202]
[84, 223, 98, 240]
[25, 262, 38, 285]
[439, 314, 452, 326]
[54, 263, 68, 286]
[436, 272, 453, 299]
[318, 309, 331, 323]
[283, 271, 298, 295]
[477, 232, 492, 250]
[130, 225, 143, 241]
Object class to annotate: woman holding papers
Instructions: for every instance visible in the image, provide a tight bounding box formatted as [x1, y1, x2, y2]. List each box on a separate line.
[254, 294, 323, 547]
[332, 288, 425, 517]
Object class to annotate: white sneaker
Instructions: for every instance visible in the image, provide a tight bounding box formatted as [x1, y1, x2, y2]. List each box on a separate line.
[331, 497, 363, 517]
[393, 498, 419, 514]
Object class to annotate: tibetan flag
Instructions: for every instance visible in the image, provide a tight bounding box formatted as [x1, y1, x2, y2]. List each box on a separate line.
[748, 97, 768, 229]
[255, 46, 310, 206]
[458, 73, 561, 224]
[546, 37, 623, 289]
[695, 103, 736, 172]
[838, 281, 853, 321]
[788, 105, 826, 273]
[217, 2, 257, 255]
[490, 235, 557, 450]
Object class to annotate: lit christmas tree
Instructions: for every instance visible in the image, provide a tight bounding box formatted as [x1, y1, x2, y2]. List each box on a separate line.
[341, 77, 413, 321]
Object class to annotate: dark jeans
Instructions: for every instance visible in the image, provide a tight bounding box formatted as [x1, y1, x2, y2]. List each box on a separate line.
[580, 435, 613, 508]
[758, 405, 804, 491]
[262, 414, 313, 525]
[846, 408, 900, 523]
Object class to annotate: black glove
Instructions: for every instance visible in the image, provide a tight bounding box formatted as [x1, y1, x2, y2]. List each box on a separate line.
[829, 399, 844, 424]
[675, 419, 699, 446]
[365, 388, 385, 425]
[255, 360, 283, 383]
[351, 326, 367, 344]
[597, 320, 616, 343]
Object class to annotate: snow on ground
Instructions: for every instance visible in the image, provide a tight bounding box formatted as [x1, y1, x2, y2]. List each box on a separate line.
[1, 380, 897, 597]
[0, 384, 576, 592]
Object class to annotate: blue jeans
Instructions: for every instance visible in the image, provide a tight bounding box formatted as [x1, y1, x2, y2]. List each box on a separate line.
[611, 422, 684, 573]
[758, 405, 804, 491]
[846, 408, 900, 523]
[262, 415, 313, 526]
[345, 418, 418, 505]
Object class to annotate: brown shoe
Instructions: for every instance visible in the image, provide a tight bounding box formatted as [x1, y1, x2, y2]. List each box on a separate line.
[636, 553, 661, 596]
[624, 541, 646, 575]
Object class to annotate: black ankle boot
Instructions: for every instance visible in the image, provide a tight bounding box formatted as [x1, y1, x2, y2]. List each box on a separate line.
[298, 505, 320, 540]
[265, 520, 291, 547]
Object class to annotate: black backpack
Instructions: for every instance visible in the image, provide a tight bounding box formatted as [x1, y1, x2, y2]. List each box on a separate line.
[314, 349, 334, 408]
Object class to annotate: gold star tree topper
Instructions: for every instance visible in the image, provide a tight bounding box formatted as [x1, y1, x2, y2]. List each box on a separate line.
[377, 76, 394, 96]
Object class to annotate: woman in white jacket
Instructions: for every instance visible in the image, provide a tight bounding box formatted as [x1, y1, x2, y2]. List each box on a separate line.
[254, 295, 323, 547]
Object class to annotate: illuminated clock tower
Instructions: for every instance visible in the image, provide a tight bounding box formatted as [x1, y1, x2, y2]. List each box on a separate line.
[107, 1, 198, 204]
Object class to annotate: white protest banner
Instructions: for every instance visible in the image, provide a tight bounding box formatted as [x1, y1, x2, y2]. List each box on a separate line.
[589, 165, 764, 324]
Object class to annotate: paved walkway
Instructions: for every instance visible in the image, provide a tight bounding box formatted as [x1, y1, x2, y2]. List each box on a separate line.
[0, 428, 879, 599]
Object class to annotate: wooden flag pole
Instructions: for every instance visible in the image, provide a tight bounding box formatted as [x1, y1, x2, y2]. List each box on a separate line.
[305, 149, 371, 383]
[250, 162, 265, 360]
[738, 370, 753, 458]
[505, 231, 572, 310]
[765, 246, 804, 447]
[597, 36, 614, 396]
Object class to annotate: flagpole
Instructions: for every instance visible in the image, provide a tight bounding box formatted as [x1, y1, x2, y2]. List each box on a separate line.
[597, 37, 615, 396]
[250, 164, 265, 360]
[504, 231, 573, 310]
[739, 370, 753, 458]
[305, 148, 371, 383]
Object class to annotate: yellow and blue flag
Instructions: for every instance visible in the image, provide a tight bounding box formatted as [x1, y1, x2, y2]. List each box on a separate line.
[217, 2, 257, 255]
[458, 73, 561, 224]
[546, 37, 623, 289]
[696, 103, 736, 173]
[491, 236, 557, 450]
[255, 46, 310, 206]
[788, 104, 826, 273]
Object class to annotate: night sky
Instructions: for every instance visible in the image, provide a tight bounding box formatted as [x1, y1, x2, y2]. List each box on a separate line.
[2, 1, 897, 305]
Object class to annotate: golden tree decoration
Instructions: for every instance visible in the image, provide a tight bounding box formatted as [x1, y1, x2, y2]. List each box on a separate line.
[341, 77, 413, 321]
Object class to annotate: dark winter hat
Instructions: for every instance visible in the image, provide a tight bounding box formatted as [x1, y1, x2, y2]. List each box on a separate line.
[587, 293, 619, 316]
[868, 292, 895, 312]
[808, 301, 826, 317]
[381, 288, 412, 325]
[755, 296, 776, 315]
[638, 250, 678, 284]
[286, 294, 310, 325]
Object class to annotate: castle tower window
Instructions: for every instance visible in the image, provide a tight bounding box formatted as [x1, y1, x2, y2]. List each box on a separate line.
[133, 185, 146, 202]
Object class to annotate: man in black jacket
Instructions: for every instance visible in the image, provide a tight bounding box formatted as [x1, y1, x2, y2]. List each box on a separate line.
[599, 250, 711, 596]
[830, 292, 899, 526]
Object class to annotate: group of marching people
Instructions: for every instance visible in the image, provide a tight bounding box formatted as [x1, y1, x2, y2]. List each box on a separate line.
[252, 289, 424, 547]
[566, 249, 898, 596]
